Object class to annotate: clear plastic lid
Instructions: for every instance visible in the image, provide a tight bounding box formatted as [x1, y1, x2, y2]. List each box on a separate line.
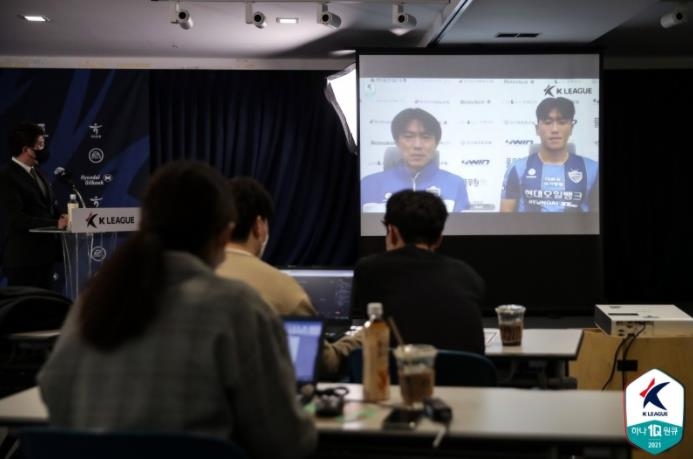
[367, 302, 383, 317]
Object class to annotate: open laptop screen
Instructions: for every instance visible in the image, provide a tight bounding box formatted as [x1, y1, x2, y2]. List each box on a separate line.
[280, 269, 353, 321]
[282, 316, 324, 386]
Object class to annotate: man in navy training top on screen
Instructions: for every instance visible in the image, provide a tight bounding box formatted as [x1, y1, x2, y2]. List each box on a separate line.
[500, 97, 598, 212]
[361, 108, 470, 213]
[351, 189, 485, 354]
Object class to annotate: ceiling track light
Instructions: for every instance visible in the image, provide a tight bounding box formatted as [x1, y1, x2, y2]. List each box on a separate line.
[660, 2, 688, 28]
[392, 2, 416, 28]
[318, 3, 341, 29]
[245, 1, 267, 28]
[170, 1, 193, 30]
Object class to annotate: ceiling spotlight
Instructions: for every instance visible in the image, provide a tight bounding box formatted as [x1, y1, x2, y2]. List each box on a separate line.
[660, 4, 688, 29]
[392, 3, 416, 29]
[19, 15, 50, 22]
[246, 2, 267, 28]
[170, 2, 193, 30]
[318, 3, 341, 29]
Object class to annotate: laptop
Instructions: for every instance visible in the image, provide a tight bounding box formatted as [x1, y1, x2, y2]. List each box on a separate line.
[282, 316, 325, 399]
[280, 268, 361, 341]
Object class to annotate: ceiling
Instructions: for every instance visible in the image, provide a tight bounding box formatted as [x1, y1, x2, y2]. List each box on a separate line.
[0, 0, 691, 69]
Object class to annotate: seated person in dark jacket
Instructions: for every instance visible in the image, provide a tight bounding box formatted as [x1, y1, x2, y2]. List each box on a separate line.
[351, 189, 485, 354]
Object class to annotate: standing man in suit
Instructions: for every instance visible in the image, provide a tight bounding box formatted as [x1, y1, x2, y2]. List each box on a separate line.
[0, 123, 67, 289]
[351, 189, 486, 354]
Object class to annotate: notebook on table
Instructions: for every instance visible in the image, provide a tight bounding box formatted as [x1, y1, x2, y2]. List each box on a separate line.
[279, 268, 359, 341]
[282, 316, 325, 402]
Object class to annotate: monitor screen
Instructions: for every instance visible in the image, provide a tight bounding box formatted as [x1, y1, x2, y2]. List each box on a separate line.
[282, 317, 324, 384]
[358, 52, 600, 236]
[280, 269, 353, 321]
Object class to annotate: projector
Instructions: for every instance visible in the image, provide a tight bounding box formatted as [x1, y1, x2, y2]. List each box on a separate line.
[595, 304, 693, 338]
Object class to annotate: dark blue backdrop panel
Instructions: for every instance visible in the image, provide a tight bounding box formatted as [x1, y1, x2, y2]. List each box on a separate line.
[0, 69, 150, 287]
[149, 70, 359, 267]
[0, 68, 149, 208]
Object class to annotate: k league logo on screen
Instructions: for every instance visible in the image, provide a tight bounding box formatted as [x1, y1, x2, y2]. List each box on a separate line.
[626, 369, 684, 455]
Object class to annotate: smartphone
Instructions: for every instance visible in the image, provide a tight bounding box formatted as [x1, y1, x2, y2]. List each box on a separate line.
[382, 408, 423, 430]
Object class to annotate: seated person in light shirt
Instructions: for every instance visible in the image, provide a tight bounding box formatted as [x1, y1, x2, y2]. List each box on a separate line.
[38, 161, 316, 459]
[361, 107, 470, 213]
[216, 176, 361, 378]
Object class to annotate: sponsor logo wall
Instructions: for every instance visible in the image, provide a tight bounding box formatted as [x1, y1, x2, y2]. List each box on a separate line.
[0, 69, 150, 291]
[360, 78, 599, 212]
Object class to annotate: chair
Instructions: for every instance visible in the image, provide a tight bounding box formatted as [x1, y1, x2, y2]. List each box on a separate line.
[0, 287, 70, 397]
[0, 286, 71, 335]
[346, 348, 498, 387]
[19, 428, 247, 459]
[435, 349, 497, 387]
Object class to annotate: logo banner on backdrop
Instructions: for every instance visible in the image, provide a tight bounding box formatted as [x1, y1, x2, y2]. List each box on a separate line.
[0, 68, 150, 290]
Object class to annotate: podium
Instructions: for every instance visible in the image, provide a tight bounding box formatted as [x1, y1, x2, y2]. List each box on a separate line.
[30, 208, 139, 300]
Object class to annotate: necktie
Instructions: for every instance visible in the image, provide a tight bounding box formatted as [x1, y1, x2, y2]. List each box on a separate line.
[30, 168, 48, 198]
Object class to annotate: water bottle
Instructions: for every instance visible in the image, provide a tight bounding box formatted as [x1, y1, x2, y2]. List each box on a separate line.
[67, 194, 79, 231]
[362, 302, 390, 402]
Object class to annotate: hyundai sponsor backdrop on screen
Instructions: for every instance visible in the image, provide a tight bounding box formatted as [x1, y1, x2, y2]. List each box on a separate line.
[358, 53, 600, 236]
[0, 69, 149, 288]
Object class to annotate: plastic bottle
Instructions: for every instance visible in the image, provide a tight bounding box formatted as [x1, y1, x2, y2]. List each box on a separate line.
[67, 194, 79, 231]
[362, 302, 390, 402]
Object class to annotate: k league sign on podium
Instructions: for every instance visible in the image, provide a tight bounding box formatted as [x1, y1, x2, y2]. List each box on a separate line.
[60, 208, 139, 299]
[70, 208, 139, 233]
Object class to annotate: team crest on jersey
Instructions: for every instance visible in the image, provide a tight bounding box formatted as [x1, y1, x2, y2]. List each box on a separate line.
[527, 168, 537, 177]
[426, 186, 441, 197]
[568, 169, 583, 183]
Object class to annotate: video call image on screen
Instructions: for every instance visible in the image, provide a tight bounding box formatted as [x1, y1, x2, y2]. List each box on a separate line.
[358, 54, 600, 236]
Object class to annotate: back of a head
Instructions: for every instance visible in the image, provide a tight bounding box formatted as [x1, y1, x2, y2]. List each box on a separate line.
[142, 161, 237, 253]
[8, 123, 44, 158]
[227, 176, 274, 242]
[80, 160, 236, 351]
[384, 190, 448, 245]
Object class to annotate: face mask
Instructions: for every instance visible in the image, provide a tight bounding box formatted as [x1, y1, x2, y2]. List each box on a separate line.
[34, 148, 51, 163]
[259, 233, 270, 259]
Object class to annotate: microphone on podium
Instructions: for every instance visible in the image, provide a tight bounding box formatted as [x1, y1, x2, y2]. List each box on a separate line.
[54, 166, 86, 207]
[53, 167, 74, 186]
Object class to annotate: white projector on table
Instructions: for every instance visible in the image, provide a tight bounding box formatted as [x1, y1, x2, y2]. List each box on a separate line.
[594, 304, 693, 337]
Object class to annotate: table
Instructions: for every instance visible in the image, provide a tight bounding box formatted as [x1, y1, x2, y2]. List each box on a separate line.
[315, 383, 627, 458]
[0, 384, 629, 458]
[485, 328, 583, 388]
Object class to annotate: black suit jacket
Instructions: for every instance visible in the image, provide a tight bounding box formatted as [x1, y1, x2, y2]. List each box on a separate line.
[0, 161, 60, 268]
[351, 245, 486, 355]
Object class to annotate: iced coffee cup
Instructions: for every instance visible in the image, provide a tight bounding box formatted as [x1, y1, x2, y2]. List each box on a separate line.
[495, 304, 526, 346]
[393, 344, 437, 407]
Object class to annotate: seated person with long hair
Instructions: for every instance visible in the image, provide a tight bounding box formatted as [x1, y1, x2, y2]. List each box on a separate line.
[38, 161, 316, 459]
